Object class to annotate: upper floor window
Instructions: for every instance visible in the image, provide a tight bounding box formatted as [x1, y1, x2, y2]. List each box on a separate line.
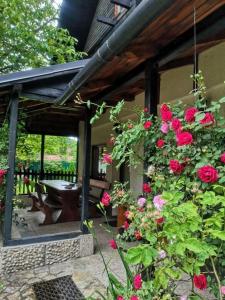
[114, 4, 126, 18]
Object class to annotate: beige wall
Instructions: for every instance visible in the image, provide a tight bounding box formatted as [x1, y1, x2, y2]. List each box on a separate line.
[78, 41, 225, 199]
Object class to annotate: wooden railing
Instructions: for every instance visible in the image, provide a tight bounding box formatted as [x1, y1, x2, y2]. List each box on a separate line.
[15, 170, 76, 194]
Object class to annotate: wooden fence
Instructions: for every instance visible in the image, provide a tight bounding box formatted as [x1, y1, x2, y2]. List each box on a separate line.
[15, 170, 76, 194]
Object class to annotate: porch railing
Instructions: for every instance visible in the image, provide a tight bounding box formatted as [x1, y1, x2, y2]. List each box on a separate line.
[15, 170, 77, 194]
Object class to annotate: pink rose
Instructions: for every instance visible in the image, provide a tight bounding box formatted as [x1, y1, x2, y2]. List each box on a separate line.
[134, 230, 142, 240]
[117, 296, 124, 300]
[133, 274, 142, 290]
[184, 107, 198, 123]
[130, 296, 139, 300]
[143, 120, 152, 130]
[220, 153, 225, 164]
[108, 239, 117, 249]
[123, 220, 130, 230]
[221, 286, 225, 295]
[197, 165, 218, 183]
[200, 112, 215, 126]
[171, 118, 182, 132]
[102, 153, 112, 164]
[156, 139, 165, 148]
[161, 123, 169, 134]
[137, 197, 146, 207]
[176, 131, 193, 146]
[169, 160, 184, 174]
[101, 192, 111, 206]
[153, 195, 166, 211]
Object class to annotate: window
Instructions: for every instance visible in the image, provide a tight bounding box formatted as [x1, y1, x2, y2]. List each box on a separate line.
[91, 144, 107, 180]
[114, 4, 126, 18]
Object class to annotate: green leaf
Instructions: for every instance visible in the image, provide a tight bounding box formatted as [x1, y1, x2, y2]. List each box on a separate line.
[209, 230, 225, 241]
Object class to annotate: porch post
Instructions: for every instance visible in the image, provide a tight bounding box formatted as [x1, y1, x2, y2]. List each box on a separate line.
[40, 134, 45, 180]
[145, 60, 160, 115]
[144, 61, 160, 180]
[3, 87, 19, 245]
[80, 110, 92, 234]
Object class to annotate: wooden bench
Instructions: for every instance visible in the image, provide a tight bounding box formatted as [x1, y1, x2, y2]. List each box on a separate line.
[28, 182, 62, 225]
[79, 178, 111, 217]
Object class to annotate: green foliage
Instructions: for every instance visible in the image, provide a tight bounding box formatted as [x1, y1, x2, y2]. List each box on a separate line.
[86, 72, 225, 299]
[0, 0, 85, 74]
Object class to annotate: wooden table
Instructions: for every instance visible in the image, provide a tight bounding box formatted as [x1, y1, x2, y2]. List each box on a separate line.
[40, 180, 81, 223]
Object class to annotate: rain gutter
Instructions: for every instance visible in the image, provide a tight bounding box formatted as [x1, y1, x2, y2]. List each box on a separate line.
[56, 0, 174, 105]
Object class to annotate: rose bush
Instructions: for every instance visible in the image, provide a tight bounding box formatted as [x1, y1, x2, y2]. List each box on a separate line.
[85, 72, 225, 300]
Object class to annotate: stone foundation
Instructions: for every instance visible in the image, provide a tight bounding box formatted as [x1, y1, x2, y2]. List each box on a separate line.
[0, 234, 94, 274]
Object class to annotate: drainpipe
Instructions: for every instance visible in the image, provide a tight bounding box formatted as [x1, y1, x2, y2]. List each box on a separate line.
[56, 0, 174, 105]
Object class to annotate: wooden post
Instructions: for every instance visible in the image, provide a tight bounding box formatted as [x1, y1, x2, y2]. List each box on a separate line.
[3, 88, 19, 245]
[40, 134, 45, 179]
[80, 110, 92, 234]
[144, 61, 160, 182]
[145, 60, 160, 115]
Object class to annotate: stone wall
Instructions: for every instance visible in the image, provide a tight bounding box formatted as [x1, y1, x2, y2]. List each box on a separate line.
[0, 234, 93, 274]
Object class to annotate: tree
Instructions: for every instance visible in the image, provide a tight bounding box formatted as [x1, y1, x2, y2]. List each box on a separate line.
[0, 0, 85, 74]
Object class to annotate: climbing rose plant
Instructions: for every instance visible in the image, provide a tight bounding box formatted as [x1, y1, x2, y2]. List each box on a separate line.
[85, 73, 225, 300]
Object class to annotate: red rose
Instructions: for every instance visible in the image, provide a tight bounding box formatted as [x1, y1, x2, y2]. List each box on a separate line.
[108, 239, 117, 249]
[197, 165, 218, 183]
[220, 153, 225, 164]
[169, 160, 184, 174]
[143, 183, 151, 193]
[160, 104, 170, 112]
[171, 118, 182, 132]
[102, 153, 112, 165]
[160, 104, 172, 122]
[134, 231, 142, 240]
[176, 131, 193, 146]
[193, 274, 207, 290]
[155, 217, 164, 224]
[101, 192, 111, 206]
[200, 112, 215, 126]
[133, 274, 142, 290]
[156, 139, 165, 148]
[117, 296, 124, 300]
[128, 123, 133, 129]
[184, 107, 198, 123]
[123, 220, 130, 230]
[23, 176, 30, 185]
[144, 107, 148, 112]
[143, 120, 152, 130]
[0, 169, 7, 177]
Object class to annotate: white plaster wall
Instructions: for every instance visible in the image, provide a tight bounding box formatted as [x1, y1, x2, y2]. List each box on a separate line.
[78, 41, 225, 199]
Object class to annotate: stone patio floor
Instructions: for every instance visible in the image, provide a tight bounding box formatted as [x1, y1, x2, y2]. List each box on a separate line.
[0, 217, 215, 300]
[0, 218, 126, 300]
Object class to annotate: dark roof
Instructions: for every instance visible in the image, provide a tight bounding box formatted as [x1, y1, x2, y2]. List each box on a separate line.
[0, 59, 89, 135]
[0, 59, 90, 88]
[59, 0, 98, 51]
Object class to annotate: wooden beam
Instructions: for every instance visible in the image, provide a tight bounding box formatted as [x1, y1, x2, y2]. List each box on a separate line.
[81, 110, 92, 234]
[3, 88, 19, 245]
[23, 87, 63, 98]
[20, 92, 57, 103]
[97, 16, 116, 26]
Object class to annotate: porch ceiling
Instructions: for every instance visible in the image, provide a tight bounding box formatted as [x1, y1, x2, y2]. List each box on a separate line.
[76, 1, 225, 103]
[0, 60, 89, 135]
